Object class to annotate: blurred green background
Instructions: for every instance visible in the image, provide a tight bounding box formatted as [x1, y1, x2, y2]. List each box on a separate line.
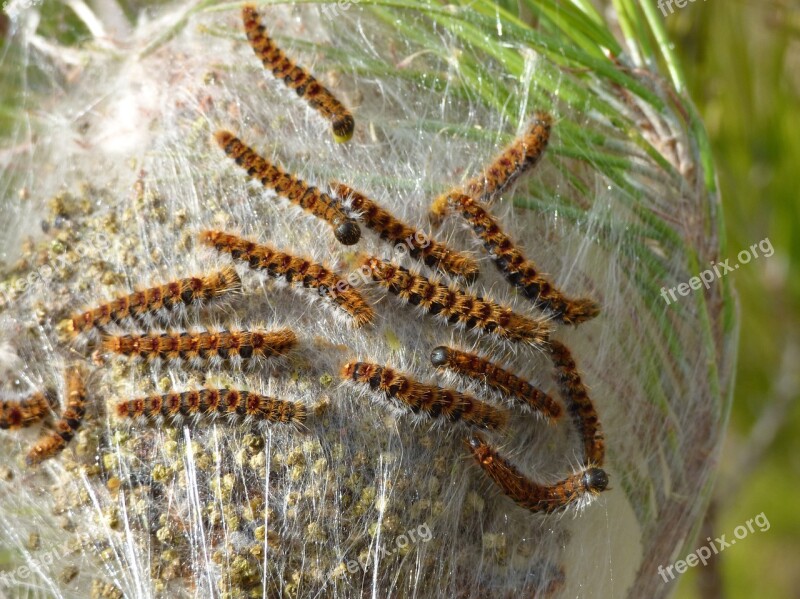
[669, 1, 800, 598]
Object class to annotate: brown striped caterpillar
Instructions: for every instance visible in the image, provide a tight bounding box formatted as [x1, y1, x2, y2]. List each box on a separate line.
[463, 112, 552, 201]
[65, 267, 241, 337]
[330, 181, 479, 280]
[213, 131, 360, 245]
[102, 327, 297, 367]
[199, 230, 374, 327]
[547, 339, 604, 467]
[26, 366, 86, 466]
[434, 193, 599, 325]
[358, 256, 551, 345]
[115, 388, 306, 427]
[0, 391, 52, 430]
[242, 4, 355, 143]
[431, 112, 552, 217]
[341, 361, 508, 431]
[466, 433, 608, 514]
[430, 346, 561, 422]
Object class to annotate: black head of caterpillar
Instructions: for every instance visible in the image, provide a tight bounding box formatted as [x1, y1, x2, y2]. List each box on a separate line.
[213, 130, 361, 245]
[466, 433, 609, 514]
[241, 4, 355, 143]
[331, 181, 480, 281]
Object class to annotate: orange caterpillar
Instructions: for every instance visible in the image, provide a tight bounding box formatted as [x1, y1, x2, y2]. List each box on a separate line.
[66, 267, 241, 337]
[466, 433, 609, 514]
[102, 327, 297, 365]
[463, 112, 552, 201]
[115, 388, 306, 426]
[330, 181, 479, 280]
[430, 346, 561, 422]
[214, 131, 360, 245]
[242, 5, 355, 143]
[341, 361, 507, 430]
[431, 112, 552, 216]
[435, 193, 599, 325]
[26, 366, 86, 466]
[200, 230, 374, 327]
[360, 256, 551, 345]
[0, 391, 52, 430]
[548, 339, 604, 467]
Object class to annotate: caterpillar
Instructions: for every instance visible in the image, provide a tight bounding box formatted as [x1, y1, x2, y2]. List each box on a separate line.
[430, 112, 552, 218]
[341, 361, 508, 431]
[466, 433, 609, 514]
[430, 346, 561, 421]
[0, 391, 52, 430]
[241, 4, 355, 143]
[26, 366, 86, 466]
[66, 267, 241, 337]
[359, 256, 551, 345]
[330, 181, 479, 280]
[547, 339, 604, 467]
[214, 131, 360, 245]
[102, 327, 297, 366]
[200, 230, 374, 327]
[464, 112, 552, 201]
[115, 388, 306, 426]
[435, 193, 600, 325]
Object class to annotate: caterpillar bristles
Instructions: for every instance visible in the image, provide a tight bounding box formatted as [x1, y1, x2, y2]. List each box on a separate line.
[0, 390, 53, 430]
[330, 181, 479, 281]
[547, 339, 605, 468]
[466, 433, 609, 514]
[26, 365, 87, 466]
[358, 256, 552, 346]
[114, 388, 306, 428]
[341, 361, 508, 431]
[463, 112, 552, 202]
[199, 230, 374, 327]
[430, 345, 561, 422]
[102, 327, 298, 368]
[437, 193, 600, 325]
[213, 131, 360, 245]
[241, 4, 355, 143]
[64, 267, 242, 338]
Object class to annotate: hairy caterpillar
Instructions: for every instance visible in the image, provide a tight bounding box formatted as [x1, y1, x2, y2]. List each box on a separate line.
[66, 267, 241, 337]
[102, 327, 297, 366]
[431, 112, 552, 217]
[214, 131, 360, 245]
[548, 339, 605, 467]
[0, 391, 52, 430]
[341, 361, 508, 431]
[200, 230, 374, 327]
[359, 256, 551, 345]
[26, 366, 86, 466]
[115, 388, 306, 426]
[430, 346, 561, 421]
[241, 4, 355, 143]
[330, 181, 479, 280]
[466, 433, 609, 514]
[434, 193, 600, 325]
